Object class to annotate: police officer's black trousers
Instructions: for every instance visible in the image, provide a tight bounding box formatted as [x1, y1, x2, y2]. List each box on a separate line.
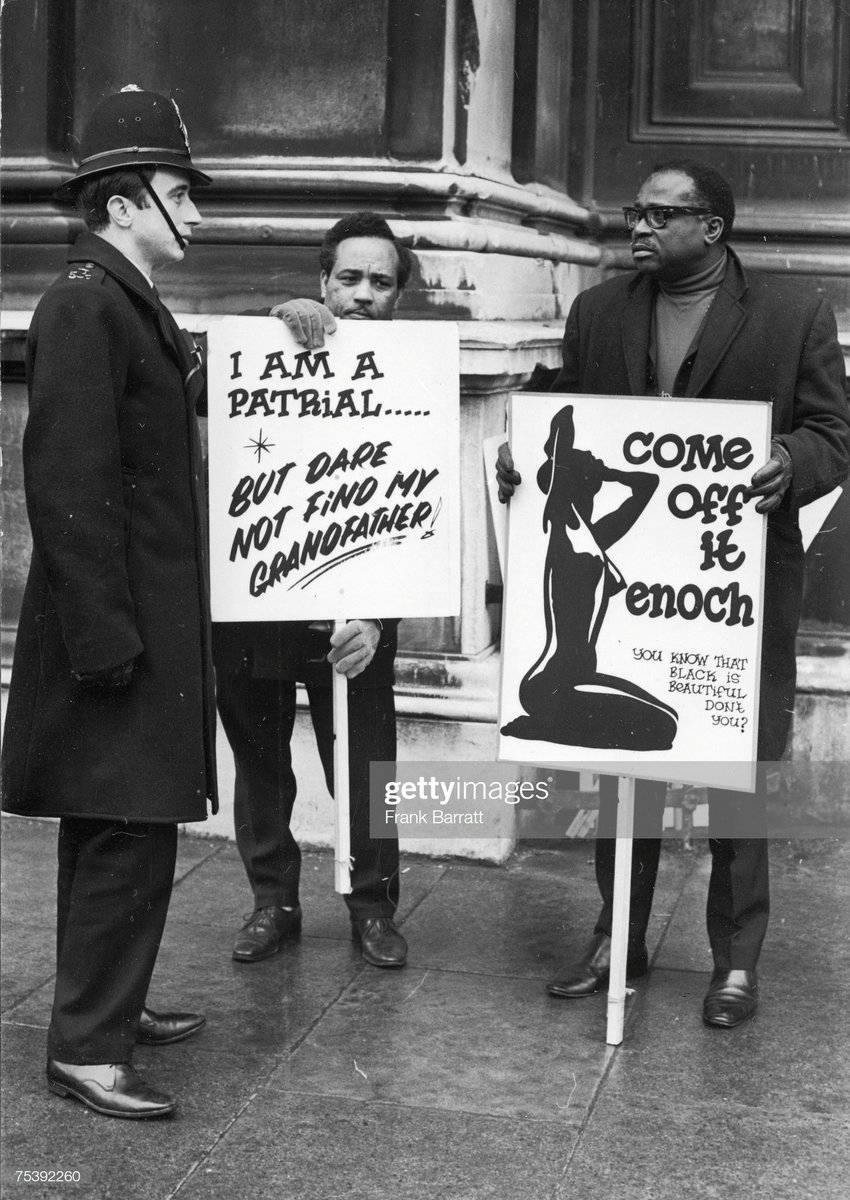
[47, 817, 177, 1063]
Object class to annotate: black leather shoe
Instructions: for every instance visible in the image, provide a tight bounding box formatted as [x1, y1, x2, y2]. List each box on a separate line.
[351, 917, 408, 968]
[46, 1060, 176, 1119]
[547, 932, 649, 998]
[136, 1006, 206, 1045]
[233, 904, 303, 962]
[702, 969, 758, 1028]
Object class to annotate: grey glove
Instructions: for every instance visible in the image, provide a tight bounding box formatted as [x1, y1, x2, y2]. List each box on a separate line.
[269, 299, 337, 348]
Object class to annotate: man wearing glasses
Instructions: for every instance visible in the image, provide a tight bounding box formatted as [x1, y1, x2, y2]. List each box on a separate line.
[498, 160, 849, 1028]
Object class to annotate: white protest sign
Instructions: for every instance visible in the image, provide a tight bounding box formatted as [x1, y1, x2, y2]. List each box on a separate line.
[498, 394, 771, 792]
[207, 317, 461, 621]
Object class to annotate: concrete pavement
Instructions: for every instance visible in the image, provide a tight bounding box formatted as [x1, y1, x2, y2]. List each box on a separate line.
[2, 815, 848, 1199]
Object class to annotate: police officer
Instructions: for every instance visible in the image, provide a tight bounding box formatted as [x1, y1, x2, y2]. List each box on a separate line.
[2, 87, 218, 1118]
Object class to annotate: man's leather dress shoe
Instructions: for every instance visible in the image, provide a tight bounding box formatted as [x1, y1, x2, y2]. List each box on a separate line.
[547, 932, 649, 998]
[46, 1060, 176, 1119]
[351, 917, 408, 968]
[233, 904, 303, 962]
[702, 969, 758, 1028]
[136, 1006, 206, 1045]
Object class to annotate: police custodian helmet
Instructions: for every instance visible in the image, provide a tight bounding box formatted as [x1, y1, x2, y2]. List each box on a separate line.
[56, 85, 212, 200]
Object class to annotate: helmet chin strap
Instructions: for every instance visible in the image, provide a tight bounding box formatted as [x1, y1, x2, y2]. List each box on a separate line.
[137, 170, 186, 250]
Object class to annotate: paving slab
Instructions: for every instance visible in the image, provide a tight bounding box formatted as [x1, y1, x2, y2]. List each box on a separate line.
[272, 966, 625, 1124]
[759, 840, 850, 972]
[0, 1022, 278, 1200]
[0, 817, 61, 897]
[404, 842, 699, 980]
[174, 1092, 577, 1200]
[602, 968, 850, 1117]
[0, 920, 56, 1016]
[174, 832, 228, 880]
[555, 1092, 850, 1200]
[400, 858, 599, 980]
[5, 922, 369, 1059]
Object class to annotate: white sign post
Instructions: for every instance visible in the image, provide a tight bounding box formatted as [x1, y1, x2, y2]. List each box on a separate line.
[606, 776, 635, 1045]
[331, 623, 352, 893]
[207, 317, 461, 892]
[498, 393, 771, 1043]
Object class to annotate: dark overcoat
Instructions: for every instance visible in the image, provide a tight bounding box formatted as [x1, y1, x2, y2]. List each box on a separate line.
[2, 233, 218, 822]
[552, 247, 850, 761]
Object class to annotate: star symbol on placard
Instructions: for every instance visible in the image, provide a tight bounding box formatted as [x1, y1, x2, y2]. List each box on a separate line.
[246, 428, 275, 461]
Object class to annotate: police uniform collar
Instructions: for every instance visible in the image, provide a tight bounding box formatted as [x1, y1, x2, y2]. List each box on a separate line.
[68, 232, 160, 309]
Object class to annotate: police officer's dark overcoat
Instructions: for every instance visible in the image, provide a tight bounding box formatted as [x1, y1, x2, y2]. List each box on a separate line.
[2, 232, 218, 822]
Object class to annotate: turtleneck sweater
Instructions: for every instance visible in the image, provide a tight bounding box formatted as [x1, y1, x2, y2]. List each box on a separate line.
[654, 250, 727, 395]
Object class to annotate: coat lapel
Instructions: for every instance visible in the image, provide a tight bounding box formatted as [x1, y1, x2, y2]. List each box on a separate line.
[152, 306, 206, 412]
[620, 276, 654, 394]
[685, 251, 748, 396]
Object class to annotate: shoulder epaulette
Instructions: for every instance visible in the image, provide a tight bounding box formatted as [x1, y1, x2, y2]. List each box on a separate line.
[65, 261, 105, 283]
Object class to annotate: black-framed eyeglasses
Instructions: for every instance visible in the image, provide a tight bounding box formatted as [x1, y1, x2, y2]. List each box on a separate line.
[622, 205, 712, 231]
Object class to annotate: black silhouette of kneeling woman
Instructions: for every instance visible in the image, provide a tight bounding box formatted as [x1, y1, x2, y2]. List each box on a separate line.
[502, 405, 678, 751]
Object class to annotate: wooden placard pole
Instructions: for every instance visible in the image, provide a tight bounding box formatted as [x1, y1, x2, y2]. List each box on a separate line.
[332, 620, 352, 895]
[606, 775, 636, 1046]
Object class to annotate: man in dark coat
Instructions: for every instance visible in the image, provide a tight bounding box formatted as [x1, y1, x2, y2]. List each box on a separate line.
[497, 160, 849, 1027]
[213, 213, 412, 969]
[1, 87, 218, 1117]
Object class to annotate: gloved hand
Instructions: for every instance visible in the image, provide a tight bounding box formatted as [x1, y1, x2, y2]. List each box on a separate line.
[747, 440, 793, 513]
[72, 656, 137, 694]
[269, 299, 337, 348]
[496, 441, 521, 503]
[327, 619, 381, 679]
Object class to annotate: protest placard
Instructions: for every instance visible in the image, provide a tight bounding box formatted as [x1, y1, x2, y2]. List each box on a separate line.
[498, 393, 771, 792]
[206, 317, 461, 622]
